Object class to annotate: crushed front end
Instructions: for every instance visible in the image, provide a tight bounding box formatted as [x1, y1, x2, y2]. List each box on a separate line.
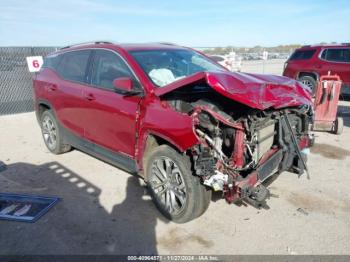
[160, 71, 314, 206]
[191, 104, 313, 205]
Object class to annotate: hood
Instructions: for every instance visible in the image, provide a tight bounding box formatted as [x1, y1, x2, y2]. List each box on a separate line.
[154, 71, 312, 110]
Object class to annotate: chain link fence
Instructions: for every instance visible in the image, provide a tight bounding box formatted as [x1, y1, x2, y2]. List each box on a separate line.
[0, 47, 287, 116]
[0, 47, 57, 115]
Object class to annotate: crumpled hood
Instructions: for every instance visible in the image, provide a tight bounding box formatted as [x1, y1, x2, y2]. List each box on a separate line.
[154, 71, 312, 110]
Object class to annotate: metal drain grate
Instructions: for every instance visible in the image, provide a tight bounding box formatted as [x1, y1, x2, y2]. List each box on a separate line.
[0, 193, 59, 222]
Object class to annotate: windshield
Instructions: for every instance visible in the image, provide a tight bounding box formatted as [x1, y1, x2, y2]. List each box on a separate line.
[129, 49, 225, 87]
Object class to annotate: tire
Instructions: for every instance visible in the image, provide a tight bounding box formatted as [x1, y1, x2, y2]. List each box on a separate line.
[145, 145, 211, 223]
[40, 110, 71, 154]
[194, 182, 212, 219]
[299, 75, 317, 95]
[334, 117, 344, 135]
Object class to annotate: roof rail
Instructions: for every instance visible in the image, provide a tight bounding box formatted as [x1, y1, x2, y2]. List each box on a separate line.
[60, 41, 114, 50]
[308, 43, 349, 47]
[301, 43, 345, 48]
[156, 42, 177, 46]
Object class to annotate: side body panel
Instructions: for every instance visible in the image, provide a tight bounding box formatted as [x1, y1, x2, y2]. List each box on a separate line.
[81, 85, 141, 157]
[59, 120, 137, 173]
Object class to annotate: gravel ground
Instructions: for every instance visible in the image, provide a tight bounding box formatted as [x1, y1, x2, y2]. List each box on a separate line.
[0, 60, 350, 255]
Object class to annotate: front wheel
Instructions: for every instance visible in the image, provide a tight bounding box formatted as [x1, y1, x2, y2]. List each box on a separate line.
[145, 145, 210, 223]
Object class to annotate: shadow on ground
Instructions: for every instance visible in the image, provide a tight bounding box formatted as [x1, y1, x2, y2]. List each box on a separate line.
[0, 161, 166, 255]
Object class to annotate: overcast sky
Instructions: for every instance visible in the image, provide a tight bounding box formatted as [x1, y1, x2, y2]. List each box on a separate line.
[0, 0, 349, 47]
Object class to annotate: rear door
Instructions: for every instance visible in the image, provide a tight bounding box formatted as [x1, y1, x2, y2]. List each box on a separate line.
[53, 50, 92, 137]
[81, 49, 142, 157]
[320, 48, 350, 85]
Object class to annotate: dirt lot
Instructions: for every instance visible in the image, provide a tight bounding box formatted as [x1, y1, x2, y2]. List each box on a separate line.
[1, 60, 350, 255]
[241, 59, 286, 75]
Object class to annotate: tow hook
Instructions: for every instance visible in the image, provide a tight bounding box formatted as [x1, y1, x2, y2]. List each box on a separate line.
[250, 184, 269, 202]
[245, 184, 270, 208]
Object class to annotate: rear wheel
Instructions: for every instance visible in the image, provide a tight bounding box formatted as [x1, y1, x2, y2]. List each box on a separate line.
[299, 75, 317, 95]
[145, 145, 211, 223]
[40, 110, 71, 154]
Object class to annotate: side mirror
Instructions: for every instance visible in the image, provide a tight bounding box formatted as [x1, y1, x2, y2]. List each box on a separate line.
[113, 77, 133, 92]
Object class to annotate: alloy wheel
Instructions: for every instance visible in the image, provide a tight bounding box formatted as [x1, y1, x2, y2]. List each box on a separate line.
[149, 156, 187, 216]
[42, 115, 57, 150]
[301, 79, 314, 90]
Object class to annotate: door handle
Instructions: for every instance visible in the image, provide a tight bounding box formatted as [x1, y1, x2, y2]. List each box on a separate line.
[47, 84, 57, 91]
[84, 93, 95, 101]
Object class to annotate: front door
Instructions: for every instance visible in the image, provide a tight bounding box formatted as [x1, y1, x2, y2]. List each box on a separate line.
[81, 49, 142, 157]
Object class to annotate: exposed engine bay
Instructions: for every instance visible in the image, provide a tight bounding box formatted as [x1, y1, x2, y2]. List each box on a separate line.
[163, 84, 314, 205]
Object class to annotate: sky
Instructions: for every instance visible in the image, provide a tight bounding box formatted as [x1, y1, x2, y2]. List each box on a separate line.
[0, 0, 349, 47]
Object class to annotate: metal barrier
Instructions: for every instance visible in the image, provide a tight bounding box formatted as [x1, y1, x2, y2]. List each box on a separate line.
[0, 47, 57, 115]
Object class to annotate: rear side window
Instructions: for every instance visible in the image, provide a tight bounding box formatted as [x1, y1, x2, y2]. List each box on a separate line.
[57, 50, 91, 83]
[289, 49, 316, 61]
[42, 54, 62, 70]
[321, 48, 350, 62]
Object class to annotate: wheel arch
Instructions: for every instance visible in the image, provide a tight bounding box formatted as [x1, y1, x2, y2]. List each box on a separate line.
[35, 99, 54, 124]
[297, 71, 319, 81]
[137, 131, 197, 178]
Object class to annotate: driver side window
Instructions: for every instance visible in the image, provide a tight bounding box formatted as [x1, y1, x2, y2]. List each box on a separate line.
[91, 50, 140, 90]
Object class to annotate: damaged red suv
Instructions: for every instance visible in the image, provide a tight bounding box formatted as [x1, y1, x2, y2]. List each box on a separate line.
[33, 42, 314, 223]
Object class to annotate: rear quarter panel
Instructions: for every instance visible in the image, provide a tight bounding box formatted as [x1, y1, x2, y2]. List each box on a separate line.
[283, 49, 321, 79]
[33, 68, 55, 113]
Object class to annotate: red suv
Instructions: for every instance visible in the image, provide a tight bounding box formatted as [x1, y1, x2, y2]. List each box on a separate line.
[33, 42, 313, 223]
[283, 44, 350, 94]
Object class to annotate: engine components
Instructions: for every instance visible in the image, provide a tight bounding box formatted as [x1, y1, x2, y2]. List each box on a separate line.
[163, 84, 313, 204]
